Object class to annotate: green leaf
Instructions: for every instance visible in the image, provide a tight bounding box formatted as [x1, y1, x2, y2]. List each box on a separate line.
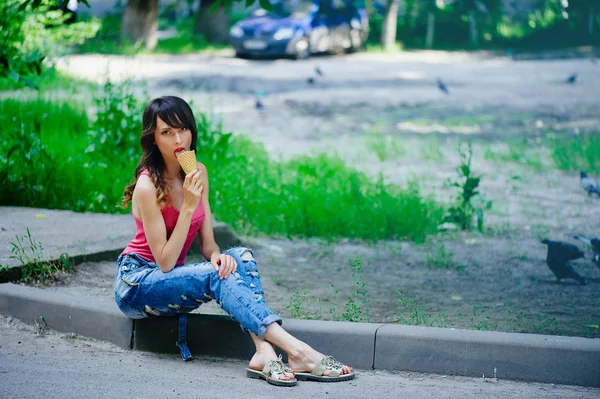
[8, 71, 20, 82]
[210, 0, 223, 13]
[18, 0, 32, 12]
[259, 0, 273, 11]
[21, 77, 40, 90]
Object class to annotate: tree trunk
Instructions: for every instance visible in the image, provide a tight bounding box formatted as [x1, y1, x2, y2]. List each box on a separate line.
[425, 11, 435, 49]
[468, 10, 478, 47]
[381, 0, 400, 49]
[121, 0, 158, 49]
[194, 0, 230, 44]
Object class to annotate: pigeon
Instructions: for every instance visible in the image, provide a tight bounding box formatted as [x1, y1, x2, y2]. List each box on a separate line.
[541, 239, 586, 285]
[315, 66, 324, 77]
[566, 73, 577, 84]
[574, 235, 600, 269]
[580, 170, 600, 197]
[437, 79, 449, 95]
[307, 77, 315, 85]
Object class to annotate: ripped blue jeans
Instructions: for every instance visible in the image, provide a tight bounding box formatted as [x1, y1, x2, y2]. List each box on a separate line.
[114, 247, 282, 338]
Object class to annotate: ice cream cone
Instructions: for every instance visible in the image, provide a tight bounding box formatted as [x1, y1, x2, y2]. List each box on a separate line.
[177, 150, 197, 174]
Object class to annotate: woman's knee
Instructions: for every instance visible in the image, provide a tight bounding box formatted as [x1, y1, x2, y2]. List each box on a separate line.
[223, 247, 256, 269]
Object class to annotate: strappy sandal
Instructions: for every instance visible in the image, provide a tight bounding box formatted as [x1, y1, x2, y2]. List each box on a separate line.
[294, 355, 355, 382]
[246, 355, 297, 387]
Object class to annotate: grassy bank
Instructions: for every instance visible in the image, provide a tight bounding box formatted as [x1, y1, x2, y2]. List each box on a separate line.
[1, 83, 444, 242]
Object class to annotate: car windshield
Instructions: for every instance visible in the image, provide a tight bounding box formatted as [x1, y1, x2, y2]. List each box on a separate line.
[269, 0, 316, 18]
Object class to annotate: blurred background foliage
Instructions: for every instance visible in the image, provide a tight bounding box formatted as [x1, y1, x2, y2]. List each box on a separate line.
[2, 0, 598, 83]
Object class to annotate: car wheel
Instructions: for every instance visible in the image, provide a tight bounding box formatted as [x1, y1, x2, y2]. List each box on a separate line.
[293, 37, 311, 60]
[235, 51, 250, 59]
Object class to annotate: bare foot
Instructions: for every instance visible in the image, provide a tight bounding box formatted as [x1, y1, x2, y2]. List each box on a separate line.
[249, 350, 295, 381]
[287, 344, 353, 376]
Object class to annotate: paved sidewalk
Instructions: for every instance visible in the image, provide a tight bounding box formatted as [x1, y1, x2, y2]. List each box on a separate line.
[0, 206, 134, 269]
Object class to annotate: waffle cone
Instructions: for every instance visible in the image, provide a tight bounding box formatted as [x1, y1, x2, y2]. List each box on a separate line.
[177, 150, 197, 174]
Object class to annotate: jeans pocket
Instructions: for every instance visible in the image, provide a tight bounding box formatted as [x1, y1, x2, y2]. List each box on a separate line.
[121, 268, 150, 286]
[116, 267, 151, 303]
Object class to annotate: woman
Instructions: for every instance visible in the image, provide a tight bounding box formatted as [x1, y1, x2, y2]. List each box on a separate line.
[114, 96, 354, 386]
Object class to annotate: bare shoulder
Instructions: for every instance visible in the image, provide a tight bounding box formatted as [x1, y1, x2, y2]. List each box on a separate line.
[197, 162, 208, 175]
[132, 174, 158, 207]
[131, 174, 159, 217]
[134, 174, 157, 196]
[197, 162, 209, 183]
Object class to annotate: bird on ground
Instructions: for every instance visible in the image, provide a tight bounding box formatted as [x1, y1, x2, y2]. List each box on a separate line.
[541, 239, 586, 285]
[437, 79, 449, 95]
[315, 66, 324, 77]
[254, 91, 266, 110]
[574, 235, 600, 270]
[580, 170, 600, 197]
[566, 73, 577, 84]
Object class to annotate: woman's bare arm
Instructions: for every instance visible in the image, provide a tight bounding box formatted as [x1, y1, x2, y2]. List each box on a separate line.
[197, 163, 220, 260]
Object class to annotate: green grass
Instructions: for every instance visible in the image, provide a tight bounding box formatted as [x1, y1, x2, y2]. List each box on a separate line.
[418, 138, 445, 162]
[153, 18, 228, 54]
[207, 136, 444, 242]
[364, 129, 405, 162]
[482, 133, 600, 174]
[1, 85, 445, 243]
[483, 140, 545, 170]
[7, 228, 73, 282]
[0, 92, 136, 212]
[547, 132, 600, 174]
[0, 67, 98, 92]
[364, 42, 405, 53]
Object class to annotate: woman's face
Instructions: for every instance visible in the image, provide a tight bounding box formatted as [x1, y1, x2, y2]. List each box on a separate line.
[153, 115, 192, 164]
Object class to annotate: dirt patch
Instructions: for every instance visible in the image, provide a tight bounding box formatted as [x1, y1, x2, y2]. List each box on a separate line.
[27, 228, 600, 338]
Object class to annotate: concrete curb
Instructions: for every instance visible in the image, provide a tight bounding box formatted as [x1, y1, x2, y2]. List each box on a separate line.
[135, 315, 381, 370]
[0, 283, 132, 349]
[1, 283, 599, 387]
[375, 323, 600, 388]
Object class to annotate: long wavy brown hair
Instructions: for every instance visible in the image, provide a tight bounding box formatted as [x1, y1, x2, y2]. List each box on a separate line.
[121, 96, 198, 209]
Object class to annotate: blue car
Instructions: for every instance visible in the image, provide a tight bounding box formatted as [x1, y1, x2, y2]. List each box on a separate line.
[230, 0, 369, 59]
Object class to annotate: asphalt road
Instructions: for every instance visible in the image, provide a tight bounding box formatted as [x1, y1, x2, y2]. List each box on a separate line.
[1, 316, 597, 399]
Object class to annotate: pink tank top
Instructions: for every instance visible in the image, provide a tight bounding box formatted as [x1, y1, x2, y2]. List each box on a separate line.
[120, 170, 206, 266]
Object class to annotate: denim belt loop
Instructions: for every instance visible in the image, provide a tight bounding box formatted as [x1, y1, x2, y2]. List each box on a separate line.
[176, 313, 193, 361]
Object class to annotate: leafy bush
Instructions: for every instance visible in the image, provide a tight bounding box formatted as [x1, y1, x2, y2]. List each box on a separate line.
[0, 0, 100, 83]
